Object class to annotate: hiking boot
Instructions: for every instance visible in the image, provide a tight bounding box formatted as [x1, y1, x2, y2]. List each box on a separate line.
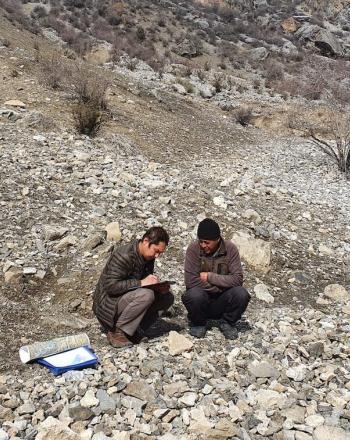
[219, 320, 238, 340]
[189, 325, 207, 338]
[107, 329, 132, 348]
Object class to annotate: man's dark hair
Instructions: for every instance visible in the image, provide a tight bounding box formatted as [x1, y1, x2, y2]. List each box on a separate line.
[142, 226, 169, 246]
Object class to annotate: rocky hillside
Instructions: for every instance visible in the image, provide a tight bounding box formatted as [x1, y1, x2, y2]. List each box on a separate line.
[0, 3, 350, 440]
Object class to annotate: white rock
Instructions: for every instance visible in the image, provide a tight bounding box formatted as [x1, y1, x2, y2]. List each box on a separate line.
[4, 99, 26, 108]
[286, 365, 307, 382]
[74, 151, 91, 162]
[80, 390, 98, 408]
[167, 331, 193, 356]
[227, 347, 240, 367]
[179, 392, 197, 407]
[228, 403, 242, 422]
[324, 284, 348, 301]
[313, 425, 349, 440]
[232, 231, 271, 273]
[305, 414, 324, 427]
[213, 195, 227, 209]
[255, 389, 287, 409]
[319, 244, 334, 256]
[242, 208, 262, 225]
[36, 416, 80, 440]
[0, 429, 9, 440]
[105, 222, 121, 242]
[254, 283, 274, 303]
[23, 267, 37, 275]
[111, 432, 130, 440]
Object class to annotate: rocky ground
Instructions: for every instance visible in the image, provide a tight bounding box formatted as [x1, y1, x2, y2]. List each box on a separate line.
[1, 18, 350, 440]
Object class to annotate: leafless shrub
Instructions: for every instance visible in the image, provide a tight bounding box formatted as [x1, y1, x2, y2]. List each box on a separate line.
[69, 64, 110, 136]
[291, 110, 350, 177]
[39, 55, 67, 89]
[136, 26, 146, 41]
[204, 61, 211, 71]
[264, 58, 284, 81]
[211, 73, 225, 93]
[177, 78, 195, 94]
[69, 64, 109, 110]
[196, 69, 206, 81]
[234, 107, 253, 126]
[1, 38, 10, 47]
[10, 68, 19, 77]
[72, 102, 102, 137]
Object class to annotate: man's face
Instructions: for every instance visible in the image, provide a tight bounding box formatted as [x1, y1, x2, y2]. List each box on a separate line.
[141, 239, 167, 260]
[199, 238, 220, 255]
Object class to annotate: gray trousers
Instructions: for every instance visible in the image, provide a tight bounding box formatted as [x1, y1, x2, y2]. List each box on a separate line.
[116, 288, 174, 336]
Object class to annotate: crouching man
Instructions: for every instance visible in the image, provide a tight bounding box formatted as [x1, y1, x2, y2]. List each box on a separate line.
[93, 226, 174, 348]
[182, 218, 250, 339]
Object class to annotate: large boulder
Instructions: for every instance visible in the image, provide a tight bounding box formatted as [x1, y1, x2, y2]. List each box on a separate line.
[232, 231, 271, 273]
[173, 39, 201, 58]
[295, 24, 343, 56]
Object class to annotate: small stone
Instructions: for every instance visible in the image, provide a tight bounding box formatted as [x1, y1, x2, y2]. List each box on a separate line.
[324, 284, 348, 301]
[313, 425, 349, 440]
[248, 361, 279, 378]
[23, 267, 37, 275]
[179, 392, 197, 407]
[213, 196, 227, 209]
[4, 267, 22, 283]
[307, 341, 324, 357]
[43, 225, 68, 241]
[0, 429, 9, 440]
[55, 235, 77, 250]
[81, 234, 104, 251]
[36, 417, 80, 440]
[17, 403, 35, 415]
[305, 414, 324, 427]
[163, 381, 189, 397]
[286, 365, 307, 382]
[123, 380, 157, 402]
[167, 331, 193, 355]
[242, 209, 262, 225]
[68, 404, 94, 421]
[80, 390, 98, 408]
[96, 389, 116, 414]
[4, 99, 26, 108]
[254, 284, 274, 303]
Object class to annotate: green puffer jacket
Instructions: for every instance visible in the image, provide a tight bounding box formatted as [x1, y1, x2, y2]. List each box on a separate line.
[93, 240, 154, 330]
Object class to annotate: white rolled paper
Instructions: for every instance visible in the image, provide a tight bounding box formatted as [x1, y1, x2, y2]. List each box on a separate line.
[19, 333, 90, 363]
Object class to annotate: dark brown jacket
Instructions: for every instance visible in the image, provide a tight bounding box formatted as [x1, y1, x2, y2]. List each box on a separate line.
[93, 240, 154, 330]
[184, 239, 243, 293]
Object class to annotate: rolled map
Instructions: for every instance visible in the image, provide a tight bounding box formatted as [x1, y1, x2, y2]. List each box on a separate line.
[19, 333, 90, 364]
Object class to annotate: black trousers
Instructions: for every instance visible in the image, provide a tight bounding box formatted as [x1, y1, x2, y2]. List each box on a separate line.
[182, 286, 250, 326]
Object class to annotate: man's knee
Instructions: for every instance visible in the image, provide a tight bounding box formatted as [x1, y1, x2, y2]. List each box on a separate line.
[182, 287, 207, 306]
[135, 288, 155, 304]
[230, 286, 250, 307]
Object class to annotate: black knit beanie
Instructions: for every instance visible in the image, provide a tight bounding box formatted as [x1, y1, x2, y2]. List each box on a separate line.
[197, 218, 221, 240]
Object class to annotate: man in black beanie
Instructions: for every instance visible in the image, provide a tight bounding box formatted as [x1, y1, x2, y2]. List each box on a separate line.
[182, 218, 250, 339]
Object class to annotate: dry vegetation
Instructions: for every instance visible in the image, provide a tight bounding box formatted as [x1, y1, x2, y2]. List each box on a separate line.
[1, 0, 350, 173]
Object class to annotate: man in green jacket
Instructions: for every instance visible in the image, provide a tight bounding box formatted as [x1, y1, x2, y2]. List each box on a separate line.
[93, 226, 174, 348]
[183, 218, 250, 339]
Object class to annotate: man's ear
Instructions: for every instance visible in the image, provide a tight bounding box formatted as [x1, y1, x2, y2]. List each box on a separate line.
[143, 237, 151, 247]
